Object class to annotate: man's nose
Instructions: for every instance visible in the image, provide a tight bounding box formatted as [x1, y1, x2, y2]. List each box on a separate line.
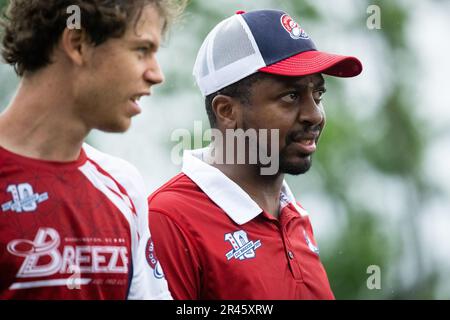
[297, 95, 325, 128]
[144, 58, 165, 85]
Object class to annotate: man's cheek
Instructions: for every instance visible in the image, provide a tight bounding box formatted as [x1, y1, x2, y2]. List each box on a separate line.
[319, 104, 326, 123]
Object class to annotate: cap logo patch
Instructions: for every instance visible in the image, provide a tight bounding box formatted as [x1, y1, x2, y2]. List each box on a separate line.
[280, 14, 309, 40]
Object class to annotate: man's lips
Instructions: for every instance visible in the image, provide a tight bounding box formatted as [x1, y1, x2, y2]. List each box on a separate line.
[128, 92, 150, 115]
[292, 139, 317, 154]
[129, 99, 142, 115]
[290, 133, 320, 154]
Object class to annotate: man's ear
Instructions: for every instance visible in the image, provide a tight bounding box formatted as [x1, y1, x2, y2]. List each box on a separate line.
[212, 95, 241, 129]
[60, 28, 89, 66]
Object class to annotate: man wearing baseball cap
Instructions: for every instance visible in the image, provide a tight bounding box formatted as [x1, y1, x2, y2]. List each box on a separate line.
[148, 9, 362, 299]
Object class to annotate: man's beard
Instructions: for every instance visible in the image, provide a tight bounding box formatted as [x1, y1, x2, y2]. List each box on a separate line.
[241, 117, 317, 176]
[279, 147, 313, 175]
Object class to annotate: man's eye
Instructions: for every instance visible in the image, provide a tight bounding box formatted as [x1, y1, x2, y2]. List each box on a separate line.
[314, 89, 326, 102]
[137, 47, 150, 55]
[281, 93, 299, 103]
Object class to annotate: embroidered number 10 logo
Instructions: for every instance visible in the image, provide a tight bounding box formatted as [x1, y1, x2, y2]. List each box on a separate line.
[224, 230, 261, 261]
[2, 183, 49, 213]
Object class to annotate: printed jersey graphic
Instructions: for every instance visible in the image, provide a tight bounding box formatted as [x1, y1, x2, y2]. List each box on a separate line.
[1, 183, 48, 213]
[7, 227, 128, 290]
[225, 230, 261, 261]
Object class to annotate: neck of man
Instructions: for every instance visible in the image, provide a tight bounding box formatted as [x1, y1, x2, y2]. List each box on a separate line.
[210, 143, 284, 219]
[0, 68, 90, 162]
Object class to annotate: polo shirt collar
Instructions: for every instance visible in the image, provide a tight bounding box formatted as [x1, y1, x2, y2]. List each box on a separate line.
[181, 147, 308, 225]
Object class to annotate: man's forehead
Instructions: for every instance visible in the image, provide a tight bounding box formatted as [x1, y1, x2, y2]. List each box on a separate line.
[261, 73, 325, 89]
[125, 5, 163, 43]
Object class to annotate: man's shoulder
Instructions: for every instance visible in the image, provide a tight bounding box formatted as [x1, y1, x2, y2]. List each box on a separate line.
[83, 143, 138, 173]
[83, 143, 145, 192]
[148, 173, 209, 214]
[149, 173, 198, 203]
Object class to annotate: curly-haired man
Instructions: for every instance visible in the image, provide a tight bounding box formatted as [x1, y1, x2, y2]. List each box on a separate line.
[0, 0, 184, 299]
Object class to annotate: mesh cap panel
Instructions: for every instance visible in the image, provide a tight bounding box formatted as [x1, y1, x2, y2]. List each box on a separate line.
[193, 15, 266, 96]
[212, 17, 256, 70]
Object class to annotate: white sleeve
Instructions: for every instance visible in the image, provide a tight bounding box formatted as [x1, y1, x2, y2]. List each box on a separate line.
[82, 144, 172, 300]
[126, 173, 172, 300]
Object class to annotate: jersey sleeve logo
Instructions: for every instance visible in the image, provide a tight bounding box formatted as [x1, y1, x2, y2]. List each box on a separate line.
[1, 183, 49, 213]
[145, 238, 165, 279]
[303, 229, 320, 255]
[224, 230, 261, 261]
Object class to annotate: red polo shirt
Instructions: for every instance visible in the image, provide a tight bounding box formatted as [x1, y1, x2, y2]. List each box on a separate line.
[148, 148, 334, 300]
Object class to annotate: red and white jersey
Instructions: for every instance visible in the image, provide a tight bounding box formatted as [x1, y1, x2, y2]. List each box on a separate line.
[148, 148, 334, 300]
[0, 144, 171, 300]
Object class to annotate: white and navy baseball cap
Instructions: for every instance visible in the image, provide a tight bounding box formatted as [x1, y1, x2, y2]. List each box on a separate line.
[193, 9, 363, 96]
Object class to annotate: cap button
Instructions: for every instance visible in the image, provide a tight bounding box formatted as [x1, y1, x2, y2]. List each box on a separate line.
[235, 10, 246, 15]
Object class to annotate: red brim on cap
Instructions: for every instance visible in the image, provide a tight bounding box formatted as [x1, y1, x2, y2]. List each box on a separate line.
[259, 50, 363, 77]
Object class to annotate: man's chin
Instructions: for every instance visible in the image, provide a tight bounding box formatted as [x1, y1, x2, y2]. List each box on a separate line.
[279, 156, 312, 175]
[97, 119, 132, 133]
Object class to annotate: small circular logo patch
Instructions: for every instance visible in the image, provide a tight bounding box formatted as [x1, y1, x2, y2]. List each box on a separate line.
[146, 238, 164, 279]
[280, 14, 309, 40]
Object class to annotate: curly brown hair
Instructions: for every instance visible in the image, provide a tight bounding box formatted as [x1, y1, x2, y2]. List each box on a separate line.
[0, 0, 186, 76]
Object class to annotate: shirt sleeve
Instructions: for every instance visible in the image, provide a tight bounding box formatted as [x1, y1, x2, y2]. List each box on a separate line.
[81, 143, 172, 300]
[125, 172, 172, 300]
[148, 209, 202, 300]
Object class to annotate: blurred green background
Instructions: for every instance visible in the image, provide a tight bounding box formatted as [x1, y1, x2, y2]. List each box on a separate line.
[1, 0, 449, 299]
